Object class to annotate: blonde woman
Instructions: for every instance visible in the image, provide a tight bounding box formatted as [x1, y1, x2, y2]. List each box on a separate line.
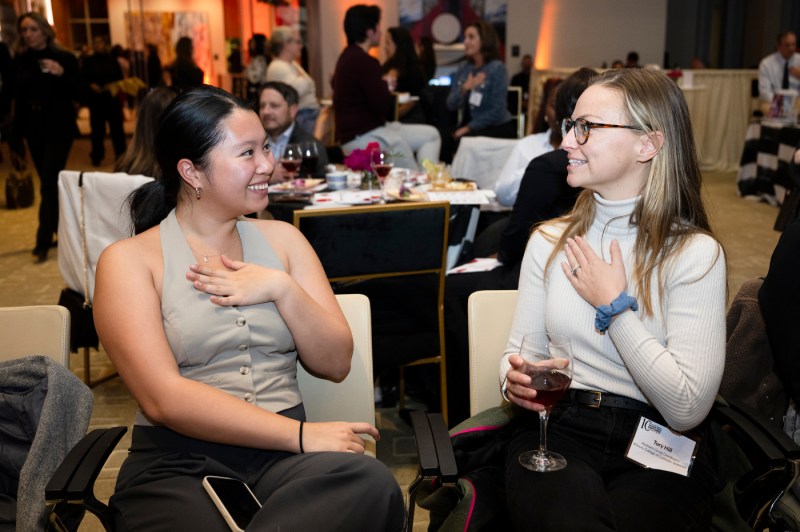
[266, 26, 320, 135]
[502, 68, 726, 530]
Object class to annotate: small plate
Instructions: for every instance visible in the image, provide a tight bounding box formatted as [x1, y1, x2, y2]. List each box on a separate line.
[271, 178, 325, 193]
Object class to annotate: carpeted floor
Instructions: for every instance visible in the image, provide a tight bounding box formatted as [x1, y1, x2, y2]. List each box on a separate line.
[0, 129, 783, 530]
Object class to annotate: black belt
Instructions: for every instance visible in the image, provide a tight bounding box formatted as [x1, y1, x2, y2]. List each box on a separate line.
[564, 389, 657, 416]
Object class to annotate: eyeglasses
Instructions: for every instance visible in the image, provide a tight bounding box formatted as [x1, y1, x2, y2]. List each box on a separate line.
[561, 117, 642, 145]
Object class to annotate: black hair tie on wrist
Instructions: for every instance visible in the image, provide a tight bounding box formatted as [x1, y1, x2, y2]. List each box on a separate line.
[299, 420, 305, 454]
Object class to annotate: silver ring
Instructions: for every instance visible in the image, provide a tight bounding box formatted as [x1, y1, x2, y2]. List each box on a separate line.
[571, 265, 581, 276]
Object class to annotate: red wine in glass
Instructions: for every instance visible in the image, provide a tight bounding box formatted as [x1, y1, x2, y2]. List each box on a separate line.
[300, 156, 318, 177]
[369, 149, 394, 203]
[518, 332, 573, 473]
[281, 143, 302, 181]
[526, 369, 572, 408]
[280, 159, 301, 174]
[372, 164, 393, 178]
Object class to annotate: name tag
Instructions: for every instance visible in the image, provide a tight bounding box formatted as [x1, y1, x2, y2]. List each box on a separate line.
[625, 416, 698, 477]
[469, 90, 483, 107]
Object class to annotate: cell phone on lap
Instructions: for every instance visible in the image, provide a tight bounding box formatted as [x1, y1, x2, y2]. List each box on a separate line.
[202, 475, 262, 532]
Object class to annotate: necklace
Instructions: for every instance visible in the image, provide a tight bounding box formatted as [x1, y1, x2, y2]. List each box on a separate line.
[188, 230, 241, 263]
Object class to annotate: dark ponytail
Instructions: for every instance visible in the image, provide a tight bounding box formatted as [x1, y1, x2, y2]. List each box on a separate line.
[128, 85, 252, 234]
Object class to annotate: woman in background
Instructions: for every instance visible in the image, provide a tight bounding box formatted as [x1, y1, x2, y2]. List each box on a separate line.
[166, 36, 203, 92]
[114, 87, 177, 178]
[444, 20, 514, 161]
[382, 26, 426, 124]
[266, 26, 320, 135]
[12, 12, 81, 263]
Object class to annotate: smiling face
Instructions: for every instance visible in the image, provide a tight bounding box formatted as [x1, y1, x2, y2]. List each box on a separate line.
[19, 16, 48, 51]
[259, 88, 297, 138]
[560, 84, 651, 200]
[463, 26, 481, 60]
[197, 108, 275, 215]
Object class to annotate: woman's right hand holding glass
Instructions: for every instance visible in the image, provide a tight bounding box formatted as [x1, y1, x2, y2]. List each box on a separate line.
[302, 421, 380, 453]
[506, 354, 546, 412]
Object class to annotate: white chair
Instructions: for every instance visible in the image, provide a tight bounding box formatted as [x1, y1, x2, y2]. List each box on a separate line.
[450, 136, 519, 189]
[467, 290, 517, 415]
[297, 293, 377, 453]
[0, 305, 70, 365]
[57, 170, 154, 385]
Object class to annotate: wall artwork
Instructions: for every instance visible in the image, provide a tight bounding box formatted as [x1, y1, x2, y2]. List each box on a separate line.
[399, 0, 508, 48]
[124, 11, 212, 84]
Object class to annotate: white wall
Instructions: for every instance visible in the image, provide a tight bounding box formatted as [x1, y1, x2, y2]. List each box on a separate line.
[523, 0, 667, 69]
[107, 0, 226, 86]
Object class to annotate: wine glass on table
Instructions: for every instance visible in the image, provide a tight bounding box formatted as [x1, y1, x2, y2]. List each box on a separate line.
[299, 141, 319, 179]
[280, 143, 302, 184]
[370, 148, 394, 203]
[518, 332, 573, 472]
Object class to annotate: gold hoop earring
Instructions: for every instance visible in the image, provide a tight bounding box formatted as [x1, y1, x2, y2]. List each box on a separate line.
[195, 187, 202, 200]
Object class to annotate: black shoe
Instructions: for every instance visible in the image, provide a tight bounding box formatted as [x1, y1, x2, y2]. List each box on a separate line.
[34, 249, 48, 263]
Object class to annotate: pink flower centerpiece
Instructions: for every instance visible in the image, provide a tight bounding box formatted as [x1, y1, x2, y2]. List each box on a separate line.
[343, 142, 381, 172]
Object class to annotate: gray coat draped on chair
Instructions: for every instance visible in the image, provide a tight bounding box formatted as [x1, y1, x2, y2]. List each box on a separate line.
[0, 355, 93, 531]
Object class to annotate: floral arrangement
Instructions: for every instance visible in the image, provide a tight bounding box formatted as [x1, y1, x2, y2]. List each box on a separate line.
[666, 68, 682, 83]
[343, 142, 381, 171]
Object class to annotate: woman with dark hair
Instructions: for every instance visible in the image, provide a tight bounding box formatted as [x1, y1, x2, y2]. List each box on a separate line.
[444, 20, 515, 160]
[95, 85, 404, 530]
[12, 12, 81, 262]
[113, 87, 177, 178]
[244, 33, 269, 100]
[382, 26, 426, 123]
[416, 35, 436, 84]
[166, 36, 203, 92]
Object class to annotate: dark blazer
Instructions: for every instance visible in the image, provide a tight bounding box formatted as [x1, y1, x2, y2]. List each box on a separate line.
[289, 123, 328, 178]
[498, 149, 580, 266]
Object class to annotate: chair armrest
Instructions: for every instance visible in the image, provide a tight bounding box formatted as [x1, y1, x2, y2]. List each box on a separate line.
[45, 426, 127, 503]
[409, 411, 458, 484]
[726, 399, 800, 459]
[45, 427, 127, 532]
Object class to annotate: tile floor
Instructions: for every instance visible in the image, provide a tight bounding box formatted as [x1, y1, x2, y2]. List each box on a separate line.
[0, 132, 783, 531]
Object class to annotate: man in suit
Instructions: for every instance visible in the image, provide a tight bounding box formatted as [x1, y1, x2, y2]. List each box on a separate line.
[258, 81, 328, 181]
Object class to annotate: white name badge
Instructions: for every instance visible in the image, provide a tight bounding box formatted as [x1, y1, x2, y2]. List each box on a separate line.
[625, 416, 698, 477]
[469, 90, 483, 107]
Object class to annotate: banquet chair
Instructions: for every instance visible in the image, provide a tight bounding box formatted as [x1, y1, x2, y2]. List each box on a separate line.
[294, 202, 451, 421]
[0, 305, 70, 365]
[43, 293, 378, 530]
[57, 170, 154, 386]
[409, 289, 800, 531]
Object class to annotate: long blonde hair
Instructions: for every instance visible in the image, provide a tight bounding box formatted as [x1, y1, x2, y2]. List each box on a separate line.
[545, 68, 720, 315]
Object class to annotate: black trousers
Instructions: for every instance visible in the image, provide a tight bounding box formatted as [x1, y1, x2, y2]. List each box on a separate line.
[26, 132, 74, 253]
[110, 423, 405, 531]
[505, 402, 716, 531]
[87, 92, 126, 163]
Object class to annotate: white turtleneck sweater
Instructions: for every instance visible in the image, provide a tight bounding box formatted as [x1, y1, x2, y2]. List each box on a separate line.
[500, 194, 727, 431]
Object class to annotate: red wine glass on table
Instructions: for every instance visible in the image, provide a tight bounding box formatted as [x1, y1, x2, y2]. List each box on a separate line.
[370, 148, 394, 203]
[518, 332, 573, 472]
[299, 141, 319, 178]
[280, 143, 302, 182]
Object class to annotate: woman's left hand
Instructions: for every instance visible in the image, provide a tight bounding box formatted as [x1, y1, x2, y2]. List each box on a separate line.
[186, 255, 291, 306]
[562, 236, 627, 307]
[39, 58, 64, 76]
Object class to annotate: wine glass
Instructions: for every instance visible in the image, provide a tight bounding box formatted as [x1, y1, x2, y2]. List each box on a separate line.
[299, 141, 319, 178]
[370, 148, 394, 203]
[280, 143, 302, 182]
[518, 332, 573, 472]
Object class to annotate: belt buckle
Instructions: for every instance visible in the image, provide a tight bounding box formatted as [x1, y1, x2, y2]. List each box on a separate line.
[586, 391, 602, 408]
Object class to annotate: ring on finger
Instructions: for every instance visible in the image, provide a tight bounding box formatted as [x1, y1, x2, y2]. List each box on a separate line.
[571, 265, 581, 276]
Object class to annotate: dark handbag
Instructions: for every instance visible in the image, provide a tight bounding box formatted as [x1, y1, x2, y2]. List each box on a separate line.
[5, 144, 33, 209]
[58, 287, 99, 352]
[5, 169, 34, 209]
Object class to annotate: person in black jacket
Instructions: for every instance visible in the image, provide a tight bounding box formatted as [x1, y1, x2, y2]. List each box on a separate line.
[443, 67, 596, 425]
[82, 35, 126, 166]
[12, 12, 81, 263]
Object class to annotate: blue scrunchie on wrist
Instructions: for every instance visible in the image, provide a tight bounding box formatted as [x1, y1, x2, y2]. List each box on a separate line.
[595, 291, 638, 332]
